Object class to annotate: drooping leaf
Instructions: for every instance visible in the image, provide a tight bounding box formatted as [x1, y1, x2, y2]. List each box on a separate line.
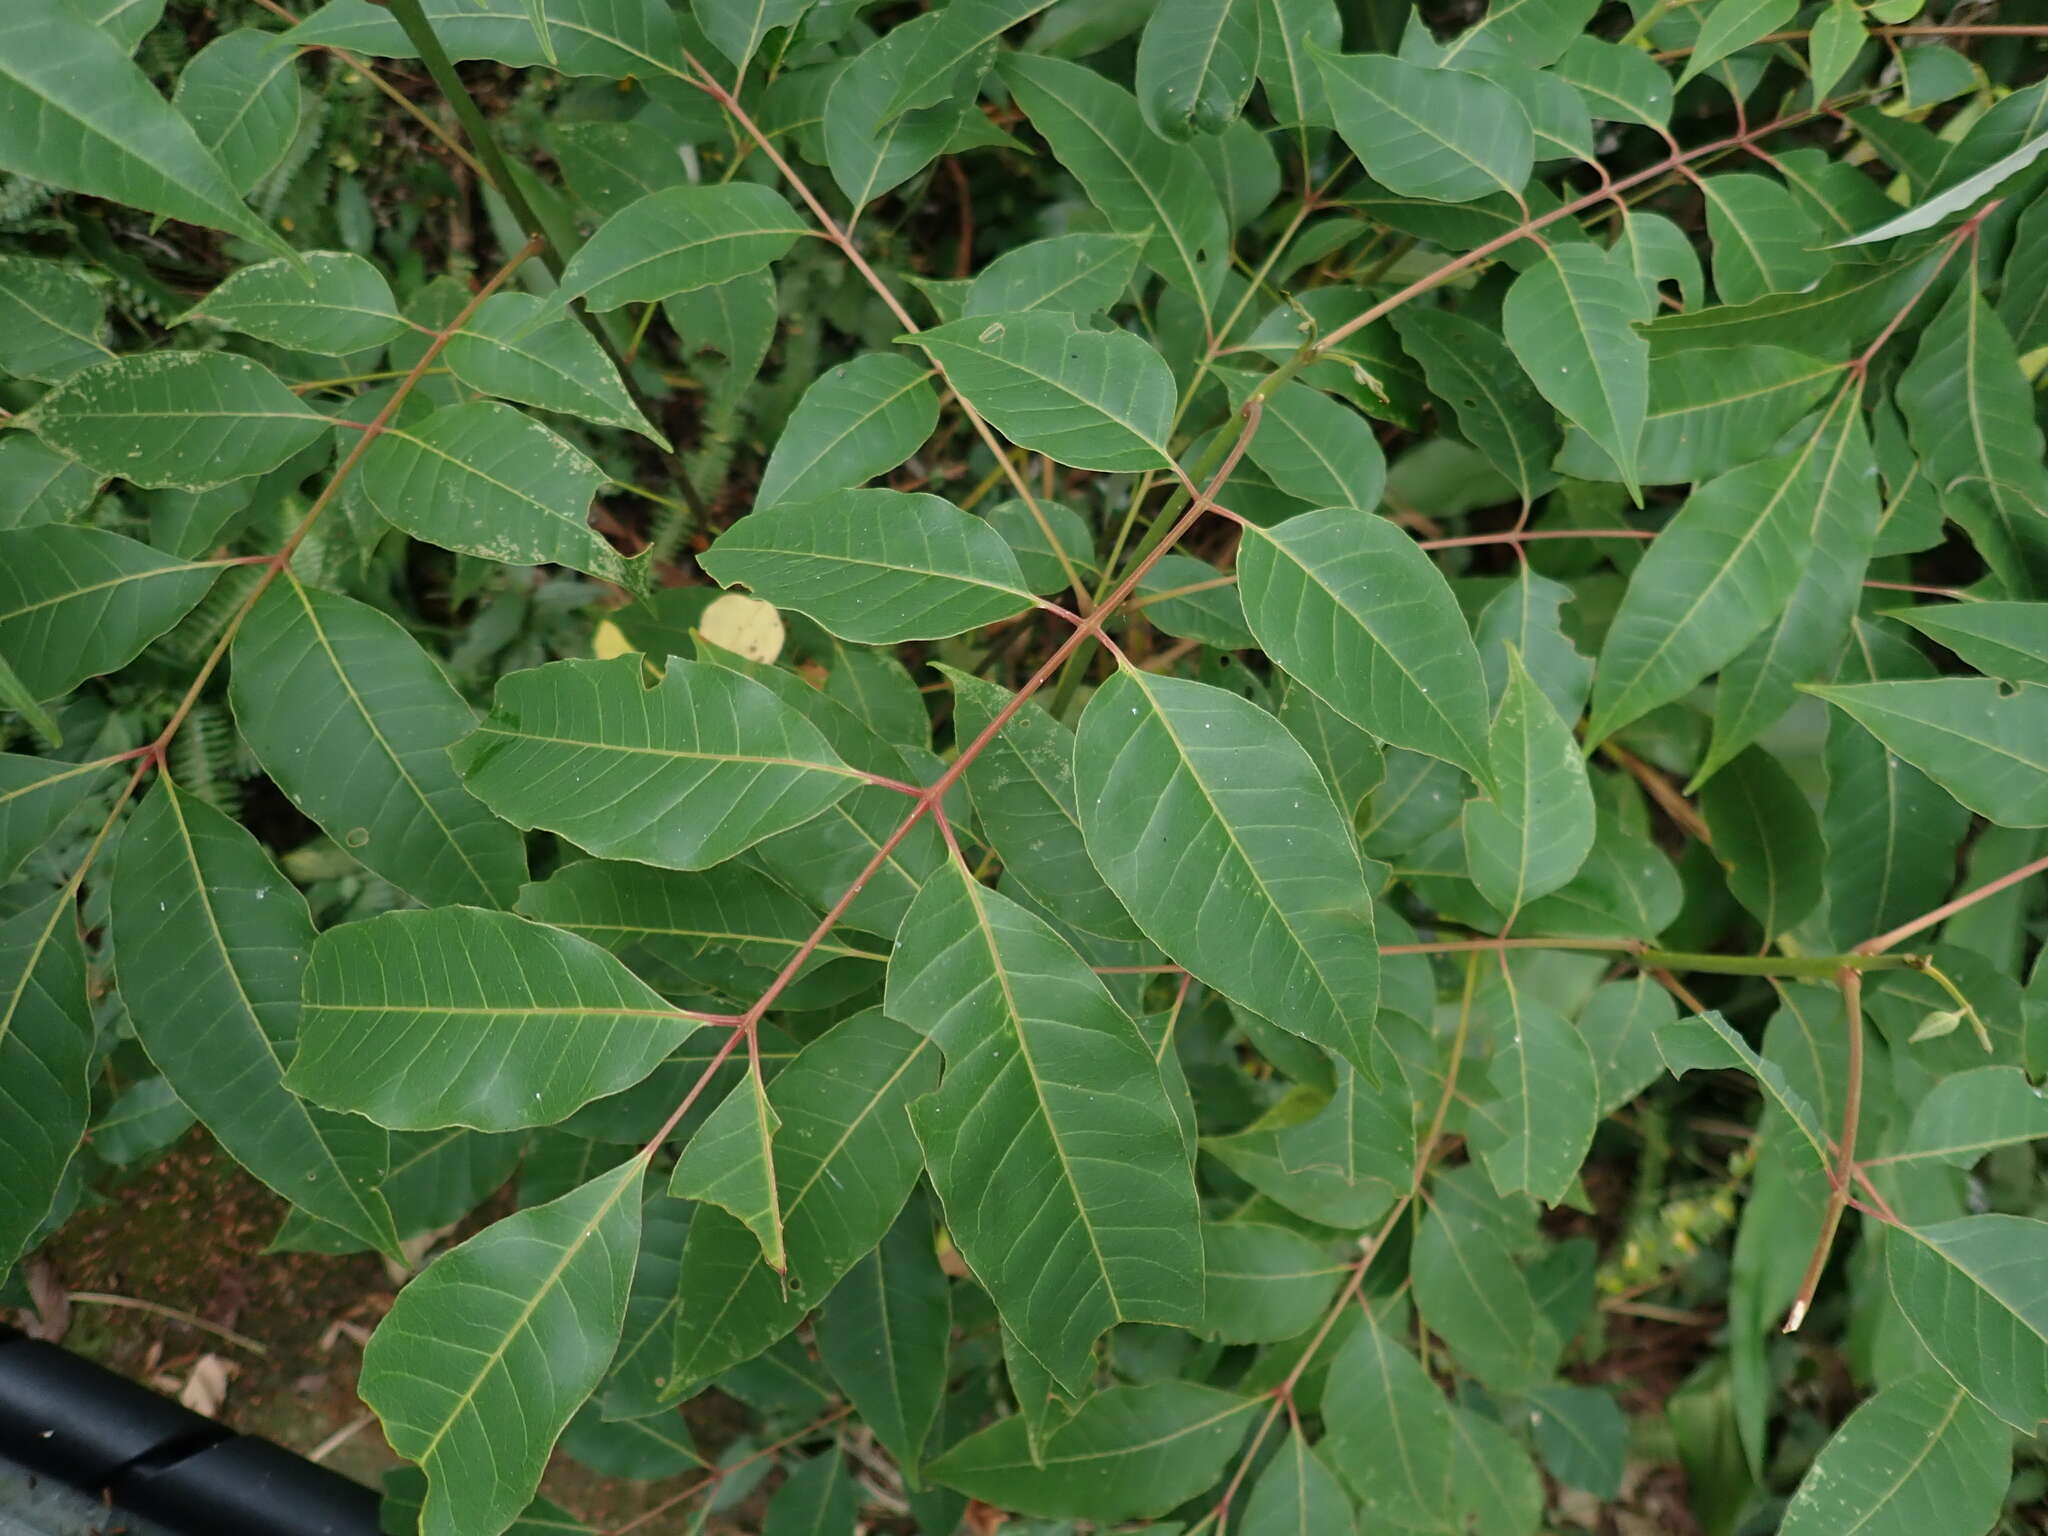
[754, 352, 938, 509]
[815, 1196, 951, 1479]
[172, 28, 302, 195]
[0, 0, 293, 258]
[1838, 125, 2048, 247]
[942, 666, 1139, 943]
[1256, 0, 1340, 127]
[451, 655, 864, 869]
[543, 183, 805, 316]
[1464, 647, 1595, 914]
[0, 895, 91, 1276]
[997, 52, 1228, 310]
[113, 781, 400, 1257]
[1392, 306, 1559, 504]
[1471, 982, 1598, 1205]
[1315, 49, 1534, 204]
[1134, 0, 1259, 140]
[1412, 1201, 1561, 1393]
[701, 489, 1032, 641]
[1806, 0, 1868, 102]
[823, 12, 983, 210]
[1502, 241, 1650, 502]
[1699, 174, 1829, 305]
[1075, 666, 1381, 1072]
[360, 1158, 645, 1536]
[1887, 1214, 2048, 1430]
[1233, 378, 1387, 511]
[885, 860, 1202, 1393]
[0, 525, 219, 700]
[1240, 1428, 1357, 1536]
[291, 906, 697, 1132]
[916, 311, 1175, 472]
[1586, 449, 1825, 745]
[1238, 508, 1491, 779]
[1656, 1011, 1829, 1167]
[1805, 680, 2048, 827]
[445, 292, 666, 444]
[359, 402, 646, 592]
[668, 1010, 937, 1394]
[668, 1065, 782, 1272]
[926, 1381, 1259, 1521]
[231, 575, 527, 909]
[694, 0, 815, 72]
[1552, 35, 1673, 130]
[26, 352, 327, 490]
[181, 251, 406, 354]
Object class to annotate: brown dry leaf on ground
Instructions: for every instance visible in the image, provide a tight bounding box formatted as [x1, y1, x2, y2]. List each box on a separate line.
[177, 1352, 233, 1417]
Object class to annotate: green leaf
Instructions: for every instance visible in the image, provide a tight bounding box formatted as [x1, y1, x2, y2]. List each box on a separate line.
[544, 183, 805, 316]
[0, 525, 218, 700]
[599, 1189, 690, 1419]
[1807, 0, 1867, 102]
[292, 906, 696, 1132]
[942, 666, 1139, 943]
[815, 1197, 951, 1480]
[1392, 307, 1559, 505]
[0, 895, 90, 1276]
[1233, 378, 1387, 511]
[885, 860, 1202, 1393]
[1889, 602, 2048, 684]
[181, 251, 406, 354]
[0, 756, 110, 879]
[915, 311, 1175, 472]
[1896, 266, 2048, 595]
[1780, 1371, 2009, 1536]
[1528, 1384, 1628, 1499]
[0, 435, 106, 531]
[701, 489, 1031, 642]
[1238, 508, 1491, 779]
[694, 0, 814, 71]
[1315, 49, 1533, 204]
[1198, 1221, 1344, 1344]
[1464, 647, 1595, 914]
[668, 1063, 781, 1271]
[1677, 0, 1797, 87]
[1519, 806, 1683, 940]
[1321, 1318, 1456, 1522]
[0, 0, 292, 259]
[1075, 667, 1381, 1073]
[1502, 241, 1650, 502]
[1257, 0, 1340, 127]
[1134, 0, 1259, 140]
[1201, 1065, 1410, 1229]
[1894, 1066, 2048, 1168]
[445, 292, 666, 445]
[873, 0, 1054, 123]
[1700, 174, 1829, 305]
[359, 401, 645, 592]
[230, 575, 527, 909]
[1471, 984, 1598, 1205]
[997, 52, 1227, 310]
[1552, 36, 1673, 130]
[515, 858, 883, 1007]
[113, 781, 401, 1258]
[1697, 746, 1823, 938]
[763, 1453, 857, 1536]
[668, 1010, 937, 1394]
[361, 1158, 645, 1536]
[0, 256, 111, 383]
[965, 232, 1146, 318]
[1887, 1214, 2048, 1429]
[755, 353, 937, 510]
[1412, 1202, 1561, 1393]
[926, 1381, 1259, 1522]
[1240, 1428, 1357, 1536]
[1839, 125, 2048, 246]
[1698, 397, 1878, 783]
[1805, 680, 2048, 827]
[557, 1402, 696, 1480]
[453, 655, 864, 869]
[26, 351, 327, 490]
[1657, 1010, 1828, 1167]
[173, 28, 302, 196]
[1587, 450, 1825, 745]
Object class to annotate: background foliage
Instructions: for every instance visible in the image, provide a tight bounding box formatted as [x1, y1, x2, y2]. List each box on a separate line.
[5, 0, 2048, 1531]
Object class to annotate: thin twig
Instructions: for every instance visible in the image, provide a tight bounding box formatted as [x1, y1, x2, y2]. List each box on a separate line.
[65, 1292, 269, 1357]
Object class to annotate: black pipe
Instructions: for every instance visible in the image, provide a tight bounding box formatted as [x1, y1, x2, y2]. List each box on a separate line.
[0, 1324, 381, 1535]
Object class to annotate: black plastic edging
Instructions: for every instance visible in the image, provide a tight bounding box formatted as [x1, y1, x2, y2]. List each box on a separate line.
[0, 1324, 382, 1535]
